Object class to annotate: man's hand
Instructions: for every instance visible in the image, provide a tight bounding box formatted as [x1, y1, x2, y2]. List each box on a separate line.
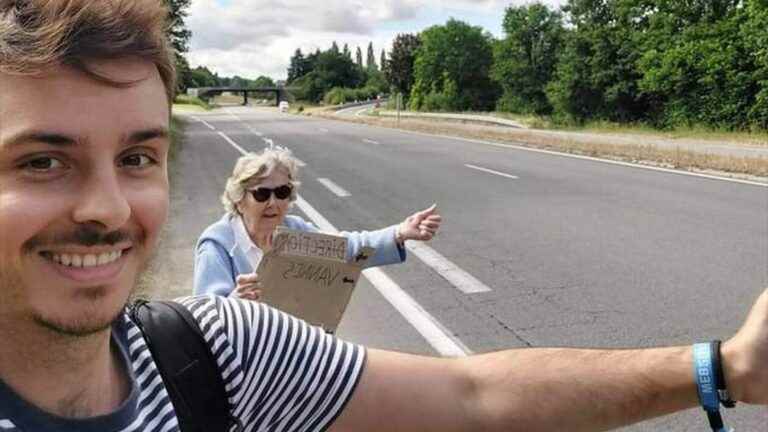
[232, 272, 262, 301]
[397, 204, 442, 244]
[722, 287, 768, 404]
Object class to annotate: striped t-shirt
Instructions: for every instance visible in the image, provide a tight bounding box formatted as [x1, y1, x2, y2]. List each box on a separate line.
[0, 295, 366, 431]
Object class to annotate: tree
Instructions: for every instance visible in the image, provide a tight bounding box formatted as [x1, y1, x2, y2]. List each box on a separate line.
[366, 42, 377, 71]
[293, 49, 364, 102]
[189, 66, 218, 88]
[383, 33, 421, 97]
[492, 3, 564, 115]
[546, 0, 650, 123]
[252, 76, 276, 88]
[744, 0, 768, 128]
[637, 0, 761, 129]
[330, 41, 340, 55]
[380, 49, 386, 73]
[410, 19, 499, 111]
[287, 48, 307, 83]
[164, 0, 192, 94]
[356, 46, 364, 69]
[343, 43, 351, 59]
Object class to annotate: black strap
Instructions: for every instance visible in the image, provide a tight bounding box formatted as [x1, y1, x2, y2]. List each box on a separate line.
[712, 340, 736, 408]
[129, 300, 236, 432]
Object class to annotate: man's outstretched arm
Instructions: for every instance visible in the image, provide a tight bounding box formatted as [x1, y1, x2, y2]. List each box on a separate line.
[330, 288, 768, 432]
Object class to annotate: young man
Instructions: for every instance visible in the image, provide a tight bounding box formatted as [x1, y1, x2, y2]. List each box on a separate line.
[0, 1, 766, 431]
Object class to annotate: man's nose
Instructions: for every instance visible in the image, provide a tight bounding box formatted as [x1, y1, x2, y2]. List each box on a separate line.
[71, 168, 131, 231]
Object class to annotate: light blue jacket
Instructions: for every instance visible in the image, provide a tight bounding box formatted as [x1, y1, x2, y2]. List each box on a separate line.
[193, 214, 406, 297]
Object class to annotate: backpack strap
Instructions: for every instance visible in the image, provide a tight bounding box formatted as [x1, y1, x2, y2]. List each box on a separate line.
[129, 300, 238, 432]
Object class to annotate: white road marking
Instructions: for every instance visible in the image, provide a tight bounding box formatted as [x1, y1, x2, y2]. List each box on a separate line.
[219, 132, 470, 357]
[263, 137, 274, 148]
[319, 128, 329, 133]
[317, 178, 351, 197]
[294, 158, 307, 167]
[345, 122, 768, 188]
[361, 268, 471, 357]
[355, 107, 370, 116]
[223, 107, 241, 121]
[247, 126, 263, 136]
[192, 116, 216, 130]
[406, 242, 493, 294]
[465, 164, 519, 180]
[363, 139, 380, 145]
[217, 132, 249, 155]
[295, 196, 471, 357]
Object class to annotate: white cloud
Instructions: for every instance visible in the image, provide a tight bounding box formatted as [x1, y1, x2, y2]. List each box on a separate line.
[186, 0, 566, 80]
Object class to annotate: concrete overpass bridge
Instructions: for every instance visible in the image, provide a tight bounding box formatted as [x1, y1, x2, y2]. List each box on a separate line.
[189, 86, 289, 106]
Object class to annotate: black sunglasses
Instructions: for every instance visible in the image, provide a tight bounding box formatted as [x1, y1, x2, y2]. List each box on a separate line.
[249, 184, 293, 203]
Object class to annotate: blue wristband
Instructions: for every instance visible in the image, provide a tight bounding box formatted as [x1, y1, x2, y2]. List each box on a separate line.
[693, 343, 733, 432]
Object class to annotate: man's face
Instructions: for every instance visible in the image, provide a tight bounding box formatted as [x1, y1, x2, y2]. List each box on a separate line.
[0, 60, 170, 335]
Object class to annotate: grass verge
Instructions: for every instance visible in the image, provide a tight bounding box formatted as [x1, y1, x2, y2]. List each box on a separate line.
[173, 94, 212, 111]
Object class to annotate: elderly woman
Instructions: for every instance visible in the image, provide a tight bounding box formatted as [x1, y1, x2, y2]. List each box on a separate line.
[193, 147, 442, 300]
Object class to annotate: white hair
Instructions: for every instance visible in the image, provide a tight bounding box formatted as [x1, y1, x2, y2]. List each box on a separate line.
[221, 147, 301, 215]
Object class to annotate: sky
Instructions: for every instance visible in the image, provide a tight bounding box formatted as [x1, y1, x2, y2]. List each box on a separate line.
[186, 0, 566, 81]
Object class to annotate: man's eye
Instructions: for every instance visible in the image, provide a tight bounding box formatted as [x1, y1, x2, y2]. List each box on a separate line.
[121, 154, 156, 168]
[23, 157, 64, 171]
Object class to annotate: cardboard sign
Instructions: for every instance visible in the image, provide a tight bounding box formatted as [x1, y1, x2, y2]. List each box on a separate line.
[256, 227, 375, 332]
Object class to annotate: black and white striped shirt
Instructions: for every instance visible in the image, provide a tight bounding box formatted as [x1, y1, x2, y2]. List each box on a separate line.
[0, 295, 366, 431]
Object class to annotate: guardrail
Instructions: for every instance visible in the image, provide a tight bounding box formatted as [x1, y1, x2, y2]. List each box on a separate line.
[375, 111, 525, 129]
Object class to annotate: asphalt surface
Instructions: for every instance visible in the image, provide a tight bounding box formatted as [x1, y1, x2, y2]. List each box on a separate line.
[167, 106, 767, 431]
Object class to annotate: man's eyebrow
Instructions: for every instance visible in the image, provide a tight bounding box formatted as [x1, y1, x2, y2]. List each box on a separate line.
[126, 127, 170, 145]
[2, 131, 77, 149]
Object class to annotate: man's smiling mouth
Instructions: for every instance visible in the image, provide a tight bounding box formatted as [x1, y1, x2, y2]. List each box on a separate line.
[39, 248, 130, 268]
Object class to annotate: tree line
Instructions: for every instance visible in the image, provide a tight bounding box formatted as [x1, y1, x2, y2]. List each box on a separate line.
[287, 0, 768, 131]
[286, 41, 389, 104]
[167, 0, 767, 130]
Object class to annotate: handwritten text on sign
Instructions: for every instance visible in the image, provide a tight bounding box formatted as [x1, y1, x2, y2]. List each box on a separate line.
[276, 231, 347, 261]
[280, 261, 353, 288]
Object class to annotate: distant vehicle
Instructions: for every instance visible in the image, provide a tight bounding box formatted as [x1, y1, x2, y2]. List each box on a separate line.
[279, 101, 289, 112]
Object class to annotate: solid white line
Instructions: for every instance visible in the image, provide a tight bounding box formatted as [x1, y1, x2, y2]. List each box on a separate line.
[363, 139, 380, 145]
[223, 107, 241, 122]
[334, 120, 768, 188]
[219, 132, 472, 356]
[294, 158, 307, 167]
[217, 132, 249, 155]
[355, 107, 370, 117]
[406, 242, 493, 294]
[465, 164, 519, 180]
[361, 267, 471, 357]
[319, 128, 329, 133]
[247, 126, 263, 136]
[317, 178, 351, 197]
[294, 196, 470, 357]
[193, 117, 216, 130]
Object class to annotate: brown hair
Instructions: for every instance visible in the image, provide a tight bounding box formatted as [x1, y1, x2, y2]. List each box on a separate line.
[0, 0, 176, 102]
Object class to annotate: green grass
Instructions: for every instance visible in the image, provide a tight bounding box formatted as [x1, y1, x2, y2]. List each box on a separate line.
[168, 116, 185, 167]
[173, 94, 212, 111]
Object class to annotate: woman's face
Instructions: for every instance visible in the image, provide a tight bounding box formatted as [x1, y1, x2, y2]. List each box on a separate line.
[237, 168, 292, 241]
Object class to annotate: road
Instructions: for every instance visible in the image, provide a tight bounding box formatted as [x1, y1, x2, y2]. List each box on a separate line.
[165, 106, 767, 431]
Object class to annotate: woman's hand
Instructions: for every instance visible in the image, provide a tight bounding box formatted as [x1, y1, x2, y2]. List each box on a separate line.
[396, 204, 442, 244]
[232, 272, 263, 301]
